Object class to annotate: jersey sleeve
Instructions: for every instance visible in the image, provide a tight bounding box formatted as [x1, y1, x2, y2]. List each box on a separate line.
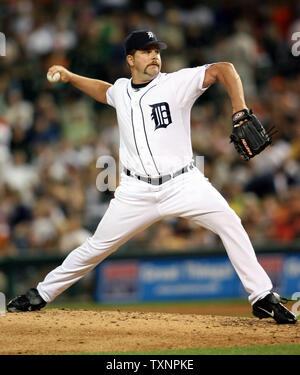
[171, 64, 212, 107]
[106, 78, 128, 108]
[106, 84, 115, 108]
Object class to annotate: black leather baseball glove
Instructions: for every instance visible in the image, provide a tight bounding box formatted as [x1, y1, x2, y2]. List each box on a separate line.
[230, 109, 276, 161]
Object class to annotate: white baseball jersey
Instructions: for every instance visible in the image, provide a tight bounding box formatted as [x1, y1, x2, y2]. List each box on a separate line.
[106, 66, 209, 177]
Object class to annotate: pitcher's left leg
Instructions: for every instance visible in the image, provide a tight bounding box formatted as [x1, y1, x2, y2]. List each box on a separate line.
[161, 168, 272, 305]
[188, 208, 272, 304]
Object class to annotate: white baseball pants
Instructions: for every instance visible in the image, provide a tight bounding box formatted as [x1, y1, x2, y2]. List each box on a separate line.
[37, 167, 272, 304]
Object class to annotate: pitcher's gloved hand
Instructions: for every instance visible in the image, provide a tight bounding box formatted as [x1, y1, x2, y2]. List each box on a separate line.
[230, 109, 276, 161]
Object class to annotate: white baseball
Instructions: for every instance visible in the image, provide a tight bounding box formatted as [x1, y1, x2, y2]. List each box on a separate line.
[47, 71, 61, 83]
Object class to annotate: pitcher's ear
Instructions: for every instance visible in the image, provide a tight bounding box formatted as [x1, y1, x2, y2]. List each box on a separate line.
[126, 54, 134, 67]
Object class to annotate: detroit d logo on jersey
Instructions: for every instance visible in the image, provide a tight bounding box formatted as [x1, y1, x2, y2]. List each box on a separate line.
[150, 102, 172, 130]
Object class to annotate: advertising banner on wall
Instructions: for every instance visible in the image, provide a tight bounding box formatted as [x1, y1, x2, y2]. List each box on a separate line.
[94, 255, 241, 303]
[138, 257, 241, 301]
[94, 253, 300, 303]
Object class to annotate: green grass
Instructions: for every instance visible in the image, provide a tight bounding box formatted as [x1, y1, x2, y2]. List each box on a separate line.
[56, 344, 300, 355]
[46, 298, 249, 310]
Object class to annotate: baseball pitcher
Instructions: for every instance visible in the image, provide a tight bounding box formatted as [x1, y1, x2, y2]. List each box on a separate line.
[7, 30, 296, 324]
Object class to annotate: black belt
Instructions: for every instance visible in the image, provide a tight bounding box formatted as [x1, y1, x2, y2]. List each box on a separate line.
[124, 163, 194, 185]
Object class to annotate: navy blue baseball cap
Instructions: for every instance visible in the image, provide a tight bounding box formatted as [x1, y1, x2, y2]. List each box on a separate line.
[124, 30, 168, 55]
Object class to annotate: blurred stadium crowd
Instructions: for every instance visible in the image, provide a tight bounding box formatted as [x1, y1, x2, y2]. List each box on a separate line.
[0, 0, 300, 258]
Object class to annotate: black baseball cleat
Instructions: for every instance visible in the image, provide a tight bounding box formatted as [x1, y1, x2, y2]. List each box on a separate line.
[7, 288, 47, 312]
[252, 292, 297, 324]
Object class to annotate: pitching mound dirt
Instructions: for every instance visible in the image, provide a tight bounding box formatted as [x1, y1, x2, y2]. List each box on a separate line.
[0, 308, 299, 354]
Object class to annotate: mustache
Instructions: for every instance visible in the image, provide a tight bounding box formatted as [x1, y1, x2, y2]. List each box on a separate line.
[146, 61, 160, 68]
[143, 61, 160, 75]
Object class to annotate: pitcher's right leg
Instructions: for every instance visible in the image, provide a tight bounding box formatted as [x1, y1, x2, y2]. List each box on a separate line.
[36, 180, 161, 303]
